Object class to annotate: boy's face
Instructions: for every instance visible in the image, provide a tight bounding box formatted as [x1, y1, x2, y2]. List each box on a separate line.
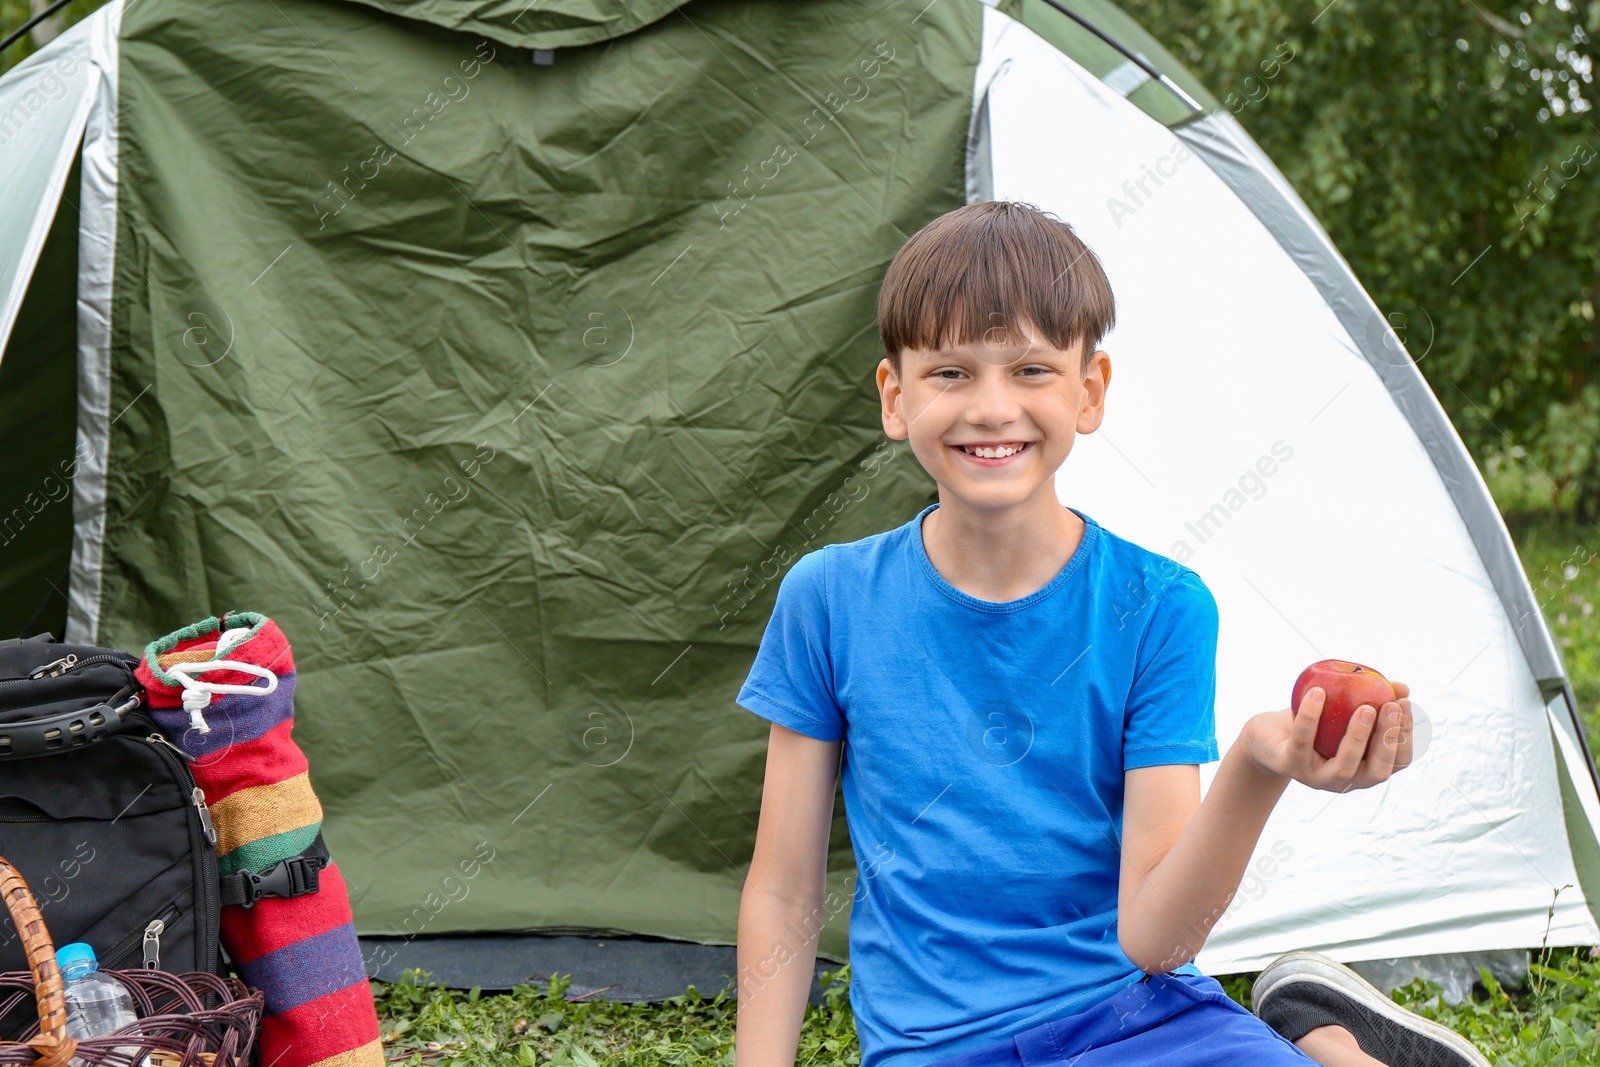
[876, 320, 1110, 515]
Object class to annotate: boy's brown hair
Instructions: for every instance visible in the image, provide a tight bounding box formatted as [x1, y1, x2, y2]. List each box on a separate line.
[876, 200, 1116, 375]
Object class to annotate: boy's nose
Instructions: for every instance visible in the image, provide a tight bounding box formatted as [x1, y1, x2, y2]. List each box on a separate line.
[968, 371, 1023, 427]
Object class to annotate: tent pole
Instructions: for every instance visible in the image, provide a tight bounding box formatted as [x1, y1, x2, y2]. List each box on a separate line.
[1560, 679, 1600, 808]
[0, 0, 80, 55]
[1036, 0, 1203, 113]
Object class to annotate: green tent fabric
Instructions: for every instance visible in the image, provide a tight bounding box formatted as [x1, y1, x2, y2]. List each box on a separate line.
[331, 0, 692, 49]
[101, 0, 982, 960]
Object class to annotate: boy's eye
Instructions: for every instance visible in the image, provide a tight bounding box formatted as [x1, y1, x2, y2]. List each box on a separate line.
[926, 365, 1052, 381]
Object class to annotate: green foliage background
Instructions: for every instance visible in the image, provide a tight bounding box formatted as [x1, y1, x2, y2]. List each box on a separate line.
[0, 0, 99, 73]
[1122, 0, 1600, 520]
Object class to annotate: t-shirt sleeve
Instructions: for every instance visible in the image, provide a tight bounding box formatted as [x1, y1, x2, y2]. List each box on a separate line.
[736, 549, 846, 742]
[1122, 568, 1221, 770]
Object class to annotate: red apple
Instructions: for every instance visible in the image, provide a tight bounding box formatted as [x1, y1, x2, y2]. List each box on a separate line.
[1291, 660, 1397, 760]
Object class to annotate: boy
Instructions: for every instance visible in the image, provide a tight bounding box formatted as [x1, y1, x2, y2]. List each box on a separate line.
[733, 201, 1490, 1067]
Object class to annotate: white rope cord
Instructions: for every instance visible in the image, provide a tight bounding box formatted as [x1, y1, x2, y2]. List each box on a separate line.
[165, 642, 279, 735]
[215, 626, 253, 657]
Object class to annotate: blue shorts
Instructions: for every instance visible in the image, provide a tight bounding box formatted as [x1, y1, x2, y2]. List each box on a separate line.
[926, 973, 1315, 1067]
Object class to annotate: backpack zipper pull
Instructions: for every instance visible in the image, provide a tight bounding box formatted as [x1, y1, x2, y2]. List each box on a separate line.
[29, 654, 78, 678]
[143, 736, 217, 844]
[142, 918, 165, 968]
[146, 732, 196, 763]
[191, 787, 218, 847]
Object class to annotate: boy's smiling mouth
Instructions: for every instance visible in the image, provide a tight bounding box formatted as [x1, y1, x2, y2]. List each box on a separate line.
[951, 441, 1033, 463]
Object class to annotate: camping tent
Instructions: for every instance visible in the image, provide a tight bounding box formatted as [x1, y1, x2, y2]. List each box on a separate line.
[2, 0, 1598, 998]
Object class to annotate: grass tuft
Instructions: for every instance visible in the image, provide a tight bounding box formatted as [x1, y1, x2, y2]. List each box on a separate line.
[373, 965, 859, 1066]
[373, 947, 1600, 1066]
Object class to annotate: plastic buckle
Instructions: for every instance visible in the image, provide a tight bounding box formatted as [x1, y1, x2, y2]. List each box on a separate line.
[237, 853, 327, 909]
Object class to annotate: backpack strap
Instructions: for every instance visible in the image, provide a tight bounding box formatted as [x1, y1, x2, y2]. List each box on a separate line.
[0, 693, 145, 758]
[218, 833, 330, 909]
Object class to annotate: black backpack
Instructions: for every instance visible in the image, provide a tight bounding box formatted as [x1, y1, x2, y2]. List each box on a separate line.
[0, 634, 222, 1000]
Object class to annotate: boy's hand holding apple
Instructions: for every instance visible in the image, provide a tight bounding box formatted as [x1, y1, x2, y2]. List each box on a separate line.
[1242, 663, 1414, 791]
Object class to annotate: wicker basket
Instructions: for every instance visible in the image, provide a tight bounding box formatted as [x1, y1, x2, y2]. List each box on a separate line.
[0, 857, 262, 1067]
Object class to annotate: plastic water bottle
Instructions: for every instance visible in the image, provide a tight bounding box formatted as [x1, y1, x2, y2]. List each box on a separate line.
[56, 943, 141, 1067]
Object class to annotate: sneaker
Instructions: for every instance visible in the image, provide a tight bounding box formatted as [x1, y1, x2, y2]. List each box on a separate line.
[1251, 950, 1490, 1067]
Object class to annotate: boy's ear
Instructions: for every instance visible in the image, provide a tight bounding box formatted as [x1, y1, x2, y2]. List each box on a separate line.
[877, 357, 909, 440]
[1076, 348, 1111, 435]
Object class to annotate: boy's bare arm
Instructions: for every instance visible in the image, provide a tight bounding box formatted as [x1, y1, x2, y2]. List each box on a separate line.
[736, 723, 842, 1067]
[1116, 684, 1414, 974]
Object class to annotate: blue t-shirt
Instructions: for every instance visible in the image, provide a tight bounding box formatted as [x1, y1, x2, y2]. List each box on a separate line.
[736, 503, 1221, 1067]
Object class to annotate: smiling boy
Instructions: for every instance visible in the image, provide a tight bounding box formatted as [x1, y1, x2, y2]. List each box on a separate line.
[732, 201, 1491, 1067]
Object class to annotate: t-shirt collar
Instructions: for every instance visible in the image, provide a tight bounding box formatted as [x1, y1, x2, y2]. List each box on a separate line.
[910, 502, 1099, 614]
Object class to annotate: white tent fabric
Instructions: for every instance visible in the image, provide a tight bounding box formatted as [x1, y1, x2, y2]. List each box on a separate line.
[0, 2, 123, 649]
[971, 4, 1600, 972]
[62, 0, 123, 650]
[0, 8, 105, 360]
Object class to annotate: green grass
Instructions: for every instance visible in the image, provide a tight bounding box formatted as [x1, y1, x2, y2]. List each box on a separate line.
[374, 504, 1600, 1066]
[1503, 510, 1600, 749]
[373, 968, 852, 1067]
[1390, 946, 1600, 1064]
[1214, 943, 1600, 1064]
[373, 947, 1600, 1066]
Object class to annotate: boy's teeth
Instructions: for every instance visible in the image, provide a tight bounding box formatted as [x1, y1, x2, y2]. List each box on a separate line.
[965, 444, 1021, 458]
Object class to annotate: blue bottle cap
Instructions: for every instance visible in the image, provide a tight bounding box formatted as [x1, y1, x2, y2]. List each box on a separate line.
[55, 943, 98, 971]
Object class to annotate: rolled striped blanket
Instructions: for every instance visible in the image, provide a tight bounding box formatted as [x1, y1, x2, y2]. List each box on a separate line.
[136, 612, 383, 1067]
